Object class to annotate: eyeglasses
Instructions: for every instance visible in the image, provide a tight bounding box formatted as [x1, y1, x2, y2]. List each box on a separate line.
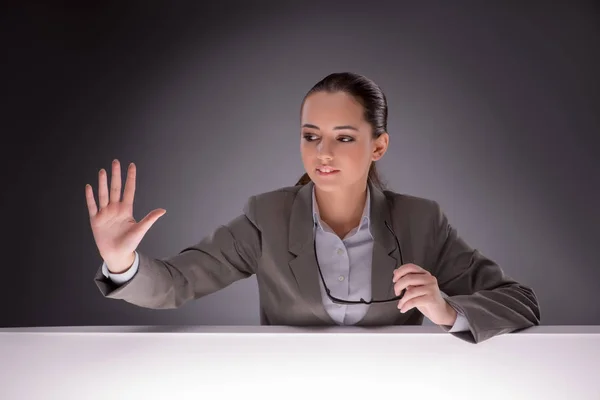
[314, 220, 406, 305]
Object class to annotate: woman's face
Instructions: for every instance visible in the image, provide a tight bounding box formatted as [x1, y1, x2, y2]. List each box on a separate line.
[300, 91, 387, 192]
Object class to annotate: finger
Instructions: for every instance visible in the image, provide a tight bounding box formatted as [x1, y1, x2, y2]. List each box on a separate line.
[393, 272, 433, 295]
[393, 273, 428, 296]
[98, 168, 109, 208]
[110, 159, 122, 204]
[135, 208, 167, 237]
[399, 294, 428, 313]
[85, 184, 98, 218]
[397, 285, 430, 310]
[393, 263, 424, 281]
[122, 162, 136, 208]
[393, 263, 424, 282]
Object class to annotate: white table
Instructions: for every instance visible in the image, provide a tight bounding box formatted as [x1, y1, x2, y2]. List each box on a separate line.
[1, 325, 599, 400]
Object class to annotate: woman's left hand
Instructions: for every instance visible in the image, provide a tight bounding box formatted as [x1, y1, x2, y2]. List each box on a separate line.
[392, 263, 457, 327]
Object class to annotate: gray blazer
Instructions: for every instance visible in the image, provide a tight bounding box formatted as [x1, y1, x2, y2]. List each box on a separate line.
[95, 180, 541, 344]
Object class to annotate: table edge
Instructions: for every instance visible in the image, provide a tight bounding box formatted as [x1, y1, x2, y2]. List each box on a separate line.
[1, 325, 599, 334]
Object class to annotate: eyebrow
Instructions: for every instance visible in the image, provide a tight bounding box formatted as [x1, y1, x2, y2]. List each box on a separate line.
[301, 123, 359, 131]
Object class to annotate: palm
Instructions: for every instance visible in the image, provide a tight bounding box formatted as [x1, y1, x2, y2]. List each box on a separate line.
[91, 202, 139, 261]
[85, 160, 166, 264]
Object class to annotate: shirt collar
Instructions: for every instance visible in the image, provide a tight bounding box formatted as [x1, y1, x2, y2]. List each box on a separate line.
[312, 185, 371, 232]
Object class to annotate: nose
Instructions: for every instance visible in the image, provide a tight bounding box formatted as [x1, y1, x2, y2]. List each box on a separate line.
[316, 140, 333, 161]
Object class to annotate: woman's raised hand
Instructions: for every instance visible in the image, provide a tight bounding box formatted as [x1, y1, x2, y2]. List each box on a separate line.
[85, 160, 166, 273]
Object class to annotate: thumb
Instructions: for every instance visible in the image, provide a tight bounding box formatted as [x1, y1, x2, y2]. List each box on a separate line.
[137, 208, 167, 236]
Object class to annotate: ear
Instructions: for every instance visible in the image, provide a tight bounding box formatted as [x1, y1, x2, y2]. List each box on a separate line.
[372, 132, 389, 161]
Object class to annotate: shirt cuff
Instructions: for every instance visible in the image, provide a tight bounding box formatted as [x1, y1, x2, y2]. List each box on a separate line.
[101, 251, 140, 285]
[447, 312, 470, 332]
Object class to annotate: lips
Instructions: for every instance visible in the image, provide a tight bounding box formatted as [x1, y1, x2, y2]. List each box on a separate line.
[316, 166, 339, 173]
[316, 166, 340, 176]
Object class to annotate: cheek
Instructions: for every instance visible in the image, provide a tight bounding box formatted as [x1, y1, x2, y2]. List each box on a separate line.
[299, 144, 311, 158]
[344, 144, 371, 164]
[300, 145, 315, 167]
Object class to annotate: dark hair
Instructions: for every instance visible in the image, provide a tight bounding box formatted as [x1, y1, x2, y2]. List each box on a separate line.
[295, 72, 389, 191]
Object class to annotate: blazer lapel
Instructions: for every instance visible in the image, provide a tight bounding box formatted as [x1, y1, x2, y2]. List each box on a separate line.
[357, 180, 402, 325]
[288, 182, 335, 325]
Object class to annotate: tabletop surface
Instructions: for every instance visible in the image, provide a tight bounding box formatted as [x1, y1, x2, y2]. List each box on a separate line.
[2, 325, 599, 400]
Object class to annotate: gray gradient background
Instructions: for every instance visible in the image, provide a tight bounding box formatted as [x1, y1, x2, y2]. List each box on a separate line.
[2, 1, 599, 328]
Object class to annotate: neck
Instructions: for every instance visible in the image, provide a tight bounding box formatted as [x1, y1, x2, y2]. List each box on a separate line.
[314, 181, 368, 232]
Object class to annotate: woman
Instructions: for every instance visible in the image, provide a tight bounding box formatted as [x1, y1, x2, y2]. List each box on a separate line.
[87, 72, 540, 344]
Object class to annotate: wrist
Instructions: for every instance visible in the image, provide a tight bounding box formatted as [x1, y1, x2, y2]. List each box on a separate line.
[105, 252, 136, 274]
[440, 301, 458, 326]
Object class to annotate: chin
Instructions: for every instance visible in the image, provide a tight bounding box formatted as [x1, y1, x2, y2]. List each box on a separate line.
[313, 183, 339, 192]
[310, 176, 344, 191]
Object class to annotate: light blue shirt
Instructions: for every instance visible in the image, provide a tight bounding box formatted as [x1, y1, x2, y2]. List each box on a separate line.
[312, 185, 373, 325]
[102, 186, 469, 332]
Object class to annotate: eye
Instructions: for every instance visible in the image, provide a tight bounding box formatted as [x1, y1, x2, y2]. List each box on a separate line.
[303, 133, 318, 142]
[302, 133, 355, 143]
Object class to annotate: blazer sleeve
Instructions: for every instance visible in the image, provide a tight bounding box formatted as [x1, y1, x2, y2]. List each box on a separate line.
[94, 195, 262, 309]
[428, 201, 541, 344]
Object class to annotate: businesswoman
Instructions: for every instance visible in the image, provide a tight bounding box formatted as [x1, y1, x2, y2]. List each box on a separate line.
[87, 72, 540, 344]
